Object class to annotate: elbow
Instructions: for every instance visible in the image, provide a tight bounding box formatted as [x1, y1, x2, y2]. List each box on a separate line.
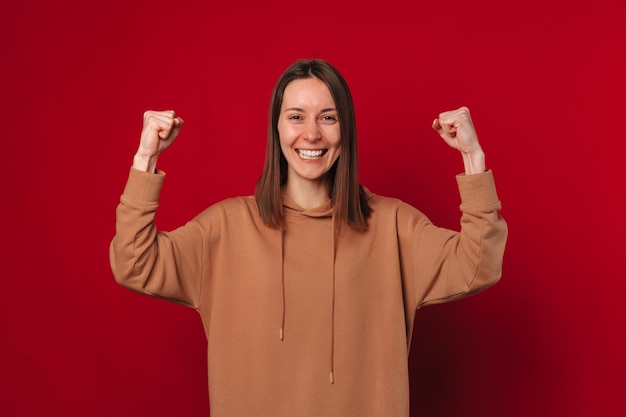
[110, 261, 147, 295]
[468, 268, 501, 296]
[466, 253, 505, 295]
[110, 258, 134, 289]
[109, 240, 140, 290]
[476, 222, 508, 289]
[486, 267, 503, 288]
[111, 266, 130, 287]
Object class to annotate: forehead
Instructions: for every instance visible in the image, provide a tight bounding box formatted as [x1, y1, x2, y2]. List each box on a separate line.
[282, 77, 335, 109]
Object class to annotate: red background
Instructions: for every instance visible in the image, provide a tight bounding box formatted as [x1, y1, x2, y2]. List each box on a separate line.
[2, 0, 625, 416]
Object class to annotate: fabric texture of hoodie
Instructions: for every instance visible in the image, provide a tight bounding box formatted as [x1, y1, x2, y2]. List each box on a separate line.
[110, 167, 508, 417]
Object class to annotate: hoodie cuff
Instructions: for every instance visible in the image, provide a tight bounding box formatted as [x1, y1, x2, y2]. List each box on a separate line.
[120, 166, 166, 206]
[455, 170, 502, 212]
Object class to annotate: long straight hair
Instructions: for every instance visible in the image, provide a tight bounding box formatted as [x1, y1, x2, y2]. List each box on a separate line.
[254, 59, 371, 232]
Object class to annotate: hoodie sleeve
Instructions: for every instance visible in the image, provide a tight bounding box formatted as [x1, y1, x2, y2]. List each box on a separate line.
[397, 170, 508, 309]
[109, 167, 205, 309]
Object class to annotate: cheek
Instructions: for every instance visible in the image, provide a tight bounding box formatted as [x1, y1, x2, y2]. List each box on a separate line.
[323, 125, 341, 148]
[278, 123, 294, 146]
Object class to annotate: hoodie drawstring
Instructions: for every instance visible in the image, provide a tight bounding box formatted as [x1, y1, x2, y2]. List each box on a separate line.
[278, 199, 337, 385]
[330, 213, 337, 384]
[280, 227, 286, 341]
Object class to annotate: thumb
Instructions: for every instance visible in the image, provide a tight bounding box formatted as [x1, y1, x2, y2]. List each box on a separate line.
[432, 118, 442, 132]
[157, 116, 184, 140]
[432, 116, 457, 138]
[170, 116, 184, 138]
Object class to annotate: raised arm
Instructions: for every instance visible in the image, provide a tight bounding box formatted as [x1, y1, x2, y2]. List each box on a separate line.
[401, 107, 507, 308]
[109, 110, 205, 308]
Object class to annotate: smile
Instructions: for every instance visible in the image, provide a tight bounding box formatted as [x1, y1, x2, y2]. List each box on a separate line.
[297, 149, 326, 160]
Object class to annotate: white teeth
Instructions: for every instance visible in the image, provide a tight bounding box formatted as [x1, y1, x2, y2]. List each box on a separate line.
[297, 149, 324, 159]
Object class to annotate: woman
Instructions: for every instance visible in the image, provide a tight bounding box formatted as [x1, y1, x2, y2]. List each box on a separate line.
[110, 59, 507, 417]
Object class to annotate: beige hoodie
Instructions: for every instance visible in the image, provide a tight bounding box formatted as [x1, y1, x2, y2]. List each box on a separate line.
[110, 167, 507, 417]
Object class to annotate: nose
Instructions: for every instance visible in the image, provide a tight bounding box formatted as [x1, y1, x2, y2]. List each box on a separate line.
[303, 119, 321, 142]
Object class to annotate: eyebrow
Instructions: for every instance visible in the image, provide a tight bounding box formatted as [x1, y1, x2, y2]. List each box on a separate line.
[283, 107, 337, 113]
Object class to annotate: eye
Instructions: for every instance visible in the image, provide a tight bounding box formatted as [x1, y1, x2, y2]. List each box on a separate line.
[288, 114, 302, 120]
[321, 115, 338, 122]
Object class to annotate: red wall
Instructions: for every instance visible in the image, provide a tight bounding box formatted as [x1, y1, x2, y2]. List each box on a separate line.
[2, 1, 624, 416]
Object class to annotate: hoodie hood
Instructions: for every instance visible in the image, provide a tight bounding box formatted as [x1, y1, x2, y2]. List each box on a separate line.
[282, 192, 335, 218]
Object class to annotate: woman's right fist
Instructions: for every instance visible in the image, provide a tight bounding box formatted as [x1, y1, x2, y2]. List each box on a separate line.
[134, 110, 184, 172]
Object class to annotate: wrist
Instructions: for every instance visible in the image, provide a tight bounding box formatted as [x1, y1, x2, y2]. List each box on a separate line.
[461, 149, 486, 175]
[133, 152, 158, 173]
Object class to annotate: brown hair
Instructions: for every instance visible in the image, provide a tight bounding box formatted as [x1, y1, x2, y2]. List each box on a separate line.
[255, 59, 371, 231]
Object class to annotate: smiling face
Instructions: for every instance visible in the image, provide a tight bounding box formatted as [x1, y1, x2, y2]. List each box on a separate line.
[278, 77, 341, 190]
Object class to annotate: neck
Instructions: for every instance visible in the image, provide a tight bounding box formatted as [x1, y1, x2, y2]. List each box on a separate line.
[284, 177, 330, 210]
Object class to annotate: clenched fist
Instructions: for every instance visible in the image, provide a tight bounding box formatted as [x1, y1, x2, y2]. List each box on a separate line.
[432, 107, 486, 175]
[134, 110, 184, 173]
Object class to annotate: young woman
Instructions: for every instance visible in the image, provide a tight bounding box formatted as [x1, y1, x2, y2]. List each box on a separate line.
[110, 59, 507, 417]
